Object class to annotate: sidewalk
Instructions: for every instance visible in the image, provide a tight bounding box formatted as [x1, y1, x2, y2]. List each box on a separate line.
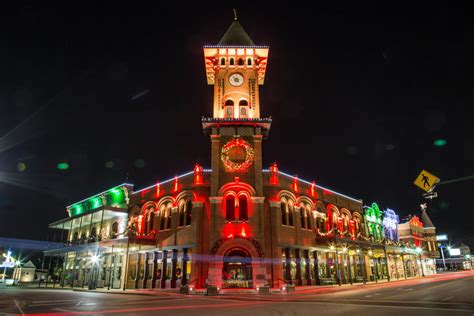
[16, 274, 433, 296]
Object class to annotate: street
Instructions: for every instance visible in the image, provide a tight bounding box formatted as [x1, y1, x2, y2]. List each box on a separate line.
[0, 271, 473, 315]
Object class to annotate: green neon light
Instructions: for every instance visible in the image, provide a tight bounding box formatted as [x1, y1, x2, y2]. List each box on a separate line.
[57, 162, 69, 170]
[434, 139, 447, 147]
[67, 185, 127, 217]
[90, 197, 103, 209]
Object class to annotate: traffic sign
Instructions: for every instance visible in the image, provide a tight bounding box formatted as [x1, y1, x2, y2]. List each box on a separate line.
[414, 170, 440, 192]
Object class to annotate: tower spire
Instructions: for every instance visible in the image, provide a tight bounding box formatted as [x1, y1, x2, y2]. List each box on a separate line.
[233, 8, 238, 21]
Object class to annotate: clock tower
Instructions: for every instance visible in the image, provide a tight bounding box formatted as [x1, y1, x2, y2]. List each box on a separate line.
[202, 17, 270, 197]
[202, 17, 271, 288]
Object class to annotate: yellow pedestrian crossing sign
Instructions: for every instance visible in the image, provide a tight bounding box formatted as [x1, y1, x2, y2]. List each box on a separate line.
[414, 170, 440, 192]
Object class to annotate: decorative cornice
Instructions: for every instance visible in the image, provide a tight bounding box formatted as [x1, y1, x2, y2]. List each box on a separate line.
[251, 197, 265, 203]
[269, 200, 281, 207]
[209, 197, 223, 203]
[192, 201, 204, 207]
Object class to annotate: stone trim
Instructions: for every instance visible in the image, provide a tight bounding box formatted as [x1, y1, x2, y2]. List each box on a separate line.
[209, 196, 223, 203]
[191, 201, 204, 207]
[269, 200, 281, 207]
[251, 197, 265, 203]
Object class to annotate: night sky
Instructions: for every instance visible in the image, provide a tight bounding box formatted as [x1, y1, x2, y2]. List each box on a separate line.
[0, 4, 472, 246]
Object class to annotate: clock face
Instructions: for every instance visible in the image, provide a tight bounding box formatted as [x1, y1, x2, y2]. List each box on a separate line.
[229, 73, 244, 87]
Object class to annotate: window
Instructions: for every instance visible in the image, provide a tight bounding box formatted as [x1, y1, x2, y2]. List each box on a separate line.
[300, 207, 306, 229]
[185, 200, 192, 226]
[148, 211, 155, 233]
[225, 195, 236, 221]
[238, 195, 248, 221]
[281, 202, 287, 225]
[224, 100, 234, 118]
[178, 203, 185, 227]
[239, 100, 248, 106]
[229, 58, 234, 66]
[220, 57, 225, 66]
[111, 222, 118, 239]
[238, 58, 244, 65]
[160, 206, 171, 230]
[288, 204, 294, 226]
[307, 208, 312, 229]
[247, 58, 252, 66]
[240, 106, 247, 118]
[166, 207, 172, 229]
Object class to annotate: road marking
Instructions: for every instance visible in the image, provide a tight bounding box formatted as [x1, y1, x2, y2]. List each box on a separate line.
[32, 299, 78, 303]
[13, 298, 25, 315]
[441, 296, 454, 301]
[295, 300, 474, 313]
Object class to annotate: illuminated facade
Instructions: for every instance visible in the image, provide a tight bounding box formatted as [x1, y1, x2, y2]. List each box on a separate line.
[43, 18, 435, 291]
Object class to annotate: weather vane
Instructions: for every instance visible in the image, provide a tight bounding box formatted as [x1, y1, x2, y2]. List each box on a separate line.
[233, 8, 238, 20]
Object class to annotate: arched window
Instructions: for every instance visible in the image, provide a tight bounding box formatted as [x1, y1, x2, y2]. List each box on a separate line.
[281, 202, 287, 225]
[148, 211, 155, 233]
[300, 206, 306, 229]
[229, 58, 234, 66]
[306, 208, 312, 229]
[225, 100, 234, 118]
[185, 200, 192, 226]
[166, 206, 172, 229]
[247, 58, 252, 66]
[225, 195, 236, 221]
[288, 204, 294, 227]
[178, 203, 185, 227]
[240, 106, 247, 118]
[239, 100, 248, 106]
[238, 58, 244, 65]
[220, 57, 226, 66]
[111, 221, 118, 239]
[238, 195, 248, 221]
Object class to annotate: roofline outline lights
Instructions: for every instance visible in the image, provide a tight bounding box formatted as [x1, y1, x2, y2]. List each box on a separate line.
[271, 170, 362, 203]
[67, 183, 133, 209]
[134, 169, 212, 195]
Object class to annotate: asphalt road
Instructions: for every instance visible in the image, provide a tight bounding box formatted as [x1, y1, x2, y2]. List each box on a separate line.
[0, 271, 473, 315]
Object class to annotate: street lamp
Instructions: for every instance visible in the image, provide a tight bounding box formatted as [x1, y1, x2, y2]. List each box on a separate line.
[89, 254, 100, 290]
[416, 247, 425, 277]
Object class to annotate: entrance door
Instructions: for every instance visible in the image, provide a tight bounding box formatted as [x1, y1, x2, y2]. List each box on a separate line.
[222, 249, 253, 288]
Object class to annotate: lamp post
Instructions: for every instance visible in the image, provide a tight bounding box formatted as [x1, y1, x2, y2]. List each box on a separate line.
[439, 244, 447, 271]
[416, 247, 425, 277]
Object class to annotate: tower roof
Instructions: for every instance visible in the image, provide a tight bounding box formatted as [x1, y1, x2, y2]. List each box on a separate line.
[218, 20, 255, 46]
[421, 209, 435, 228]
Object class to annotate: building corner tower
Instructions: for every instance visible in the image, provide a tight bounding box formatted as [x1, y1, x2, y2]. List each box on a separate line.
[202, 17, 271, 289]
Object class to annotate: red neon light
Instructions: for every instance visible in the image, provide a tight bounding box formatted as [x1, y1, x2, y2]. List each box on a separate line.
[292, 176, 299, 192]
[270, 162, 278, 173]
[310, 181, 316, 197]
[238, 222, 251, 238]
[269, 162, 278, 185]
[223, 222, 236, 239]
[155, 183, 161, 198]
[137, 215, 144, 234]
[194, 164, 203, 185]
[172, 176, 179, 193]
[349, 219, 355, 240]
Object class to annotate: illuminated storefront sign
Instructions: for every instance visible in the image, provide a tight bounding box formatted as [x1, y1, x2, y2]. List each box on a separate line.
[382, 208, 399, 241]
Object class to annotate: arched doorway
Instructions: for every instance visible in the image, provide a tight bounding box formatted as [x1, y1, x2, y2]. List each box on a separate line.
[222, 248, 253, 288]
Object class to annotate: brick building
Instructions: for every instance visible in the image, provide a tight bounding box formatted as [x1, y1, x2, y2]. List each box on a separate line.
[44, 18, 434, 291]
